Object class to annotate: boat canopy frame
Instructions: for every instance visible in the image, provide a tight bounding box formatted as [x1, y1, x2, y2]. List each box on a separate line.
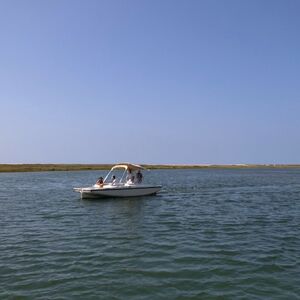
[103, 163, 145, 183]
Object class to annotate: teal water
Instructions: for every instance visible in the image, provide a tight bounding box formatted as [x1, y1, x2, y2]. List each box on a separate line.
[1, 169, 300, 299]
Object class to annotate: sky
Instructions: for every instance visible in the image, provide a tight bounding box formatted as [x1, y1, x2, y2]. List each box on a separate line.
[0, 0, 300, 164]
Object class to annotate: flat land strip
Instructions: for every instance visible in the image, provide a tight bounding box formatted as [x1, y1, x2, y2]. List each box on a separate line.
[0, 164, 300, 173]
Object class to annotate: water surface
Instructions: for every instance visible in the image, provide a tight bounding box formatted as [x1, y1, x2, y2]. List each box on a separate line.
[1, 169, 300, 299]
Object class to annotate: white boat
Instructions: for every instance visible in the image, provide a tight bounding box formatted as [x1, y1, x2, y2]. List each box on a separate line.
[74, 163, 162, 199]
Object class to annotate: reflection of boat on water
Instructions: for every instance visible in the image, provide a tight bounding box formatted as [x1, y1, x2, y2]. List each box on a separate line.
[74, 163, 162, 199]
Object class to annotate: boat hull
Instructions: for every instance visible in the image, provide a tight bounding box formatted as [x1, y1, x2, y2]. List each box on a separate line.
[74, 185, 162, 199]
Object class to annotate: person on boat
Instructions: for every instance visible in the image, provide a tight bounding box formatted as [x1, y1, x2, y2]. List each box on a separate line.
[111, 175, 117, 185]
[126, 169, 133, 182]
[127, 175, 135, 184]
[136, 170, 143, 184]
[96, 177, 104, 188]
[126, 170, 134, 184]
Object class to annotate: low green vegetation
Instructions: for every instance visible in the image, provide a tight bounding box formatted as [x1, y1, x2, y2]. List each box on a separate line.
[0, 164, 299, 173]
[0, 164, 113, 173]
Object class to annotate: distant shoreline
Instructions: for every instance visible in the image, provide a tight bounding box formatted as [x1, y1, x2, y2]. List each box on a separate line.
[0, 164, 300, 173]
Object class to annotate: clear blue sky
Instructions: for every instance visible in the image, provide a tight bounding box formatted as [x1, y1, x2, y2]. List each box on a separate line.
[1, 0, 299, 164]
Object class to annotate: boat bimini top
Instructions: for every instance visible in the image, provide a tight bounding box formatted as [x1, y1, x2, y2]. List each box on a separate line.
[111, 163, 145, 171]
[103, 163, 146, 184]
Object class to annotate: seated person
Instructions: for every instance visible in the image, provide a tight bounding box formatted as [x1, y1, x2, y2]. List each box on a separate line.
[127, 175, 135, 184]
[126, 169, 132, 182]
[111, 175, 117, 185]
[95, 176, 104, 188]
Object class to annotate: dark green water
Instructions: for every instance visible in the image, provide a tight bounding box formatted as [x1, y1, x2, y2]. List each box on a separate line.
[1, 169, 300, 299]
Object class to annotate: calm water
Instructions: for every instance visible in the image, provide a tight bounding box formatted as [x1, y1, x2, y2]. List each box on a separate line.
[1, 169, 300, 299]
